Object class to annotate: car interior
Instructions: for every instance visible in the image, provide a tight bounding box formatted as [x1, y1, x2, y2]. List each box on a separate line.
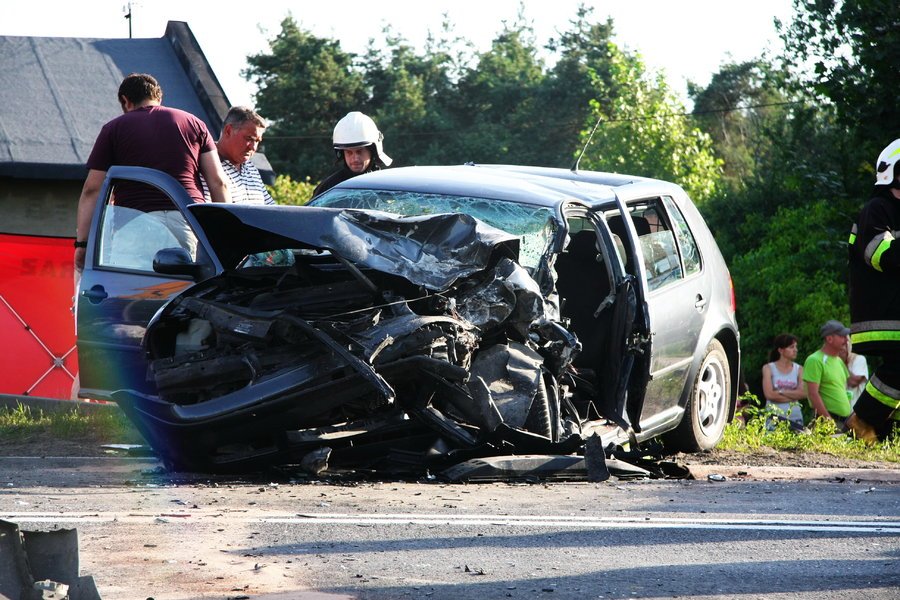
[553, 202, 684, 427]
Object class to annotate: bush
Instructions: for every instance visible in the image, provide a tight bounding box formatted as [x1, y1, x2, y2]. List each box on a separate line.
[268, 174, 316, 206]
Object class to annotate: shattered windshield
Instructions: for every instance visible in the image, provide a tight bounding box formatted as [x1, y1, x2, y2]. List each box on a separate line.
[312, 189, 558, 270]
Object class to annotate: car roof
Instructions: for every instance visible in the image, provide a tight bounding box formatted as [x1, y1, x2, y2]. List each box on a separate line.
[329, 164, 685, 210]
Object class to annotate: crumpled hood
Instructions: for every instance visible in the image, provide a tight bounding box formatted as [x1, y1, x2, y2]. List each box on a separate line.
[189, 204, 519, 290]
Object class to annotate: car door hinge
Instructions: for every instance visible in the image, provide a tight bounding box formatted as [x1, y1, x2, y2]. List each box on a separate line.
[627, 331, 650, 354]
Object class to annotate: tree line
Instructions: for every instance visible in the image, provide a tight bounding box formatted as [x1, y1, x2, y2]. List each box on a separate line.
[244, 0, 899, 394]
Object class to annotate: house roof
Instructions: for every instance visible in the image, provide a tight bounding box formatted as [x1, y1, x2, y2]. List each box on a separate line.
[0, 21, 273, 182]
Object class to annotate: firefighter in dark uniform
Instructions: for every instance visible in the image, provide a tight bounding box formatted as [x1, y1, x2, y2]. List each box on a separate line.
[847, 138, 900, 441]
[312, 111, 392, 198]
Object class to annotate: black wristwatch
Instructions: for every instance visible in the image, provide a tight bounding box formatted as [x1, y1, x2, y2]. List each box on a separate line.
[74, 240, 87, 248]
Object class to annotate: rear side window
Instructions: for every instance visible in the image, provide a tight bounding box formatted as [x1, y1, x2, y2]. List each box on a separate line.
[613, 197, 701, 292]
[626, 201, 680, 291]
[639, 229, 682, 291]
[662, 196, 701, 277]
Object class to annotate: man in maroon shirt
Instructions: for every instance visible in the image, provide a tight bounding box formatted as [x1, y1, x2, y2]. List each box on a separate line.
[74, 73, 229, 270]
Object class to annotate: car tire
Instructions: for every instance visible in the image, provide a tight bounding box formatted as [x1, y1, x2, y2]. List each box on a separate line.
[665, 339, 730, 452]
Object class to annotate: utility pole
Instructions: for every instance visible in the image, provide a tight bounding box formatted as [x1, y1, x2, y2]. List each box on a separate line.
[124, 2, 133, 39]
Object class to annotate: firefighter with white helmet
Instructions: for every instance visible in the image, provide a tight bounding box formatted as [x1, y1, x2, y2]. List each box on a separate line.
[846, 138, 900, 441]
[313, 111, 392, 197]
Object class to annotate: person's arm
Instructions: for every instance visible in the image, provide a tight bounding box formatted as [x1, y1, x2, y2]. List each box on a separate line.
[776, 365, 807, 401]
[199, 151, 230, 203]
[804, 382, 832, 420]
[782, 365, 807, 401]
[778, 387, 807, 402]
[761, 364, 778, 401]
[74, 169, 107, 271]
[847, 356, 867, 388]
[848, 373, 867, 388]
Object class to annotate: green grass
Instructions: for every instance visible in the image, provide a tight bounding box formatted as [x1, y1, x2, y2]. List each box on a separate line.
[0, 402, 145, 446]
[721, 404, 900, 464]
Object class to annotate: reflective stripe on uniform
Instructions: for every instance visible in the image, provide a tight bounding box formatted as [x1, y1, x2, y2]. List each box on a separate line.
[849, 223, 857, 245]
[850, 320, 900, 346]
[864, 231, 893, 272]
[850, 330, 900, 345]
[865, 376, 900, 410]
[852, 320, 900, 333]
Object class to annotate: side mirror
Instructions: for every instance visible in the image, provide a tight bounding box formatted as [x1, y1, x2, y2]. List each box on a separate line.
[153, 248, 204, 279]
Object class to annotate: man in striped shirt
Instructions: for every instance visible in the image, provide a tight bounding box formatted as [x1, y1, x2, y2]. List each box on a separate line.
[204, 106, 274, 205]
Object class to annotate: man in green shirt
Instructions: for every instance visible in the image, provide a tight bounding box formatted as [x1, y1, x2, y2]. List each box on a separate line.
[803, 320, 864, 426]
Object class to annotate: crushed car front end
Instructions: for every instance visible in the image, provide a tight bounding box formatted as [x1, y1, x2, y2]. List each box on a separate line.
[131, 206, 583, 473]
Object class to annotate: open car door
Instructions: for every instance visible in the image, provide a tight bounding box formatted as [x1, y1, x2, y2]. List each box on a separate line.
[555, 198, 651, 436]
[76, 166, 222, 401]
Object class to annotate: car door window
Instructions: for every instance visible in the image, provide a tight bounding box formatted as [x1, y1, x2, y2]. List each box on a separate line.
[640, 229, 682, 290]
[629, 202, 682, 292]
[96, 180, 197, 273]
[662, 195, 701, 277]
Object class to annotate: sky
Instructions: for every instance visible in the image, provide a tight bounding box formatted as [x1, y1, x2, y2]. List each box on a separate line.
[4, 0, 795, 108]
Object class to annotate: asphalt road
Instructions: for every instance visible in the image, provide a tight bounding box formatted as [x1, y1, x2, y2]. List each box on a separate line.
[1, 455, 898, 600]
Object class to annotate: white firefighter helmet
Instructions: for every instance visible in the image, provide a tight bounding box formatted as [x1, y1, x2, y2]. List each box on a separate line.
[875, 138, 900, 186]
[332, 111, 392, 166]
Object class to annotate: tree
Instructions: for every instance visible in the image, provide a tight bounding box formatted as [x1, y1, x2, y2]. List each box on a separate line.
[695, 61, 862, 394]
[577, 43, 722, 205]
[244, 17, 367, 181]
[450, 11, 546, 164]
[688, 60, 788, 189]
[781, 0, 900, 173]
[730, 200, 850, 387]
[696, 81, 858, 388]
[541, 5, 616, 167]
[360, 20, 465, 166]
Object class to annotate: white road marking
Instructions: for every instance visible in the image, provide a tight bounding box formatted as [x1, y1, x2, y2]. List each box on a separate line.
[2, 511, 899, 533]
[0, 456, 155, 460]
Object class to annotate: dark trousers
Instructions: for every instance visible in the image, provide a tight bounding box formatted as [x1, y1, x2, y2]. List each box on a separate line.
[855, 354, 900, 439]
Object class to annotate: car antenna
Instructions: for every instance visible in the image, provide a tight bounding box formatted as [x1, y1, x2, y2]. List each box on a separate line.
[571, 116, 602, 173]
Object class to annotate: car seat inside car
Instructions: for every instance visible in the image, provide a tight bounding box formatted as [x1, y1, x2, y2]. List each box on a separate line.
[555, 228, 613, 370]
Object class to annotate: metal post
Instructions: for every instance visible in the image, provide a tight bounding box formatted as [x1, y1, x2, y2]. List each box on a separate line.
[124, 2, 132, 39]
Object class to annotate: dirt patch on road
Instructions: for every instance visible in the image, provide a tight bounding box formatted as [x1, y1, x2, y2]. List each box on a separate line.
[0, 433, 148, 459]
[676, 447, 899, 471]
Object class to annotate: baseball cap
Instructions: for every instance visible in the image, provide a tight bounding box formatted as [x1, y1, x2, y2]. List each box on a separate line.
[820, 319, 850, 337]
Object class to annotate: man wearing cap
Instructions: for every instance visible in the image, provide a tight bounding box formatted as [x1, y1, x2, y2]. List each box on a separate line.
[802, 320, 861, 426]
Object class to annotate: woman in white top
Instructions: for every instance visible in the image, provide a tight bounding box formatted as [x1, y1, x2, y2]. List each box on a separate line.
[841, 341, 869, 408]
[761, 333, 806, 428]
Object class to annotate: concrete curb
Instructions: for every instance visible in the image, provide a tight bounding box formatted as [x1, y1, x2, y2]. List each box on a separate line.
[0, 393, 120, 415]
[688, 464, 900, 484]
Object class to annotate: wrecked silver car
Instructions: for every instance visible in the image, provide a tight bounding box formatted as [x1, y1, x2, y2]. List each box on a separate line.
[76, 165, 740, 475]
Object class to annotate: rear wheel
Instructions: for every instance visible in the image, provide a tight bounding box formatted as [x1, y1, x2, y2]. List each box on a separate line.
[665, 339, 731, 451]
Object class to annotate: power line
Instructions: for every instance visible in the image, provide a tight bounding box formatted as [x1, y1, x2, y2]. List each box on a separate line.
[262, 99, 805, 142]
[650, 99, 804, 119]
